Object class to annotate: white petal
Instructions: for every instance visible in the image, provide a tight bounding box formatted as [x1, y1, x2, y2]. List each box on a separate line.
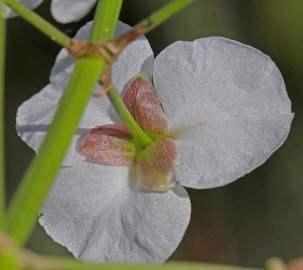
[3, 0, 43, 18]
[51, 21, 154, 94]
[16, 84, 113, 166]
[153, 37, 293, 189]
[51, 0, 96, 23]
[17, 21, 153, 166]
[39, 161, 191, 263]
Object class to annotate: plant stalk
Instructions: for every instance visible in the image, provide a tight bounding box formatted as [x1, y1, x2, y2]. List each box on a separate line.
[32, 255, 262, 270]
[0, 3, 6, 230]
[5, 0, 123, 245]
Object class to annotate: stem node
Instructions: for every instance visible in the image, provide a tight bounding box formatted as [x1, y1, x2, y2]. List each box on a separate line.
[67, 40, 112, 64]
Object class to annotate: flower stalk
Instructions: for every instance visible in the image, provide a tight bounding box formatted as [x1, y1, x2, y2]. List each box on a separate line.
[99, 72, 153, 146]
[107, 86, 153, 146]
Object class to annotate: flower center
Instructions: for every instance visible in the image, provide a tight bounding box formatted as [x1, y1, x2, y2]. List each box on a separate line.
[77, 75, 177, 191]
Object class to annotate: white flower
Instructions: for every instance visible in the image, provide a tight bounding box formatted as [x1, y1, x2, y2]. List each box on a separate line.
[16, 21, 293, 263]
[4, 0, 96, 23]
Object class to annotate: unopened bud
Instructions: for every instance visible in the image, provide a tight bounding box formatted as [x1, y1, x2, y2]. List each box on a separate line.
[137, 138, 177, 191]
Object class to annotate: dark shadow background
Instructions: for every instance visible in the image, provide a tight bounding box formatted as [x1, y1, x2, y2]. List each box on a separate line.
[5, 0, 303, 267]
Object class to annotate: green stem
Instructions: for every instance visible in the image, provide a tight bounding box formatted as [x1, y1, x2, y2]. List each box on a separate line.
[137, 0, 195, 32]
[91, 0, 122, 42]
[53, 261, 260, 270]
[107, 86, 153, 146]
[0, 4, 6, 230]
[6, 0, 123, 245]
[3, 0, 71, 47]
[27, 253, 262, 270]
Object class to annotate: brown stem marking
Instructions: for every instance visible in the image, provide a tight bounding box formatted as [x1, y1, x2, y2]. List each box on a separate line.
[94, 68, 113, 97]
[67, 21, 150, 64]
[66, 40, 111, 64]
[66, 22, 150, 98]
[104, 22, 151, 60]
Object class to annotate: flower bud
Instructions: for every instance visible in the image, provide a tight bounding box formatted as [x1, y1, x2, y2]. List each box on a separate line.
[137, 138, 177, 191]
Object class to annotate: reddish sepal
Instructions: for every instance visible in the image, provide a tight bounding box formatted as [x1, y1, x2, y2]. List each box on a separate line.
[122, 76, 168, 135]
[137, 138, 177, 191]
[77, 124, 135, 166]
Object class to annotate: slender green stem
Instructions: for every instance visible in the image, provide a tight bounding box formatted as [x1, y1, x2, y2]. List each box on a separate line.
[107, 86, 153, 146]
[6, 0, 123, 245]
[0, 4, 6, 230]
[3, 0, 71, 47]
[136, 0, 195, 32]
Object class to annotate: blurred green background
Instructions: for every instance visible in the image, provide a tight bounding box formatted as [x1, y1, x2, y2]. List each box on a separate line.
[5, 0, 303, 267]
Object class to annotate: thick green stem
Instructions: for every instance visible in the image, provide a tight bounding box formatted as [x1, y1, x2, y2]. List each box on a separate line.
[3, 0, 71, 47]
[107, 86, 153, 146]
[0, 4, 6, 230]
[91, 0, 122, 42]
[6, 0, 123, 245]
